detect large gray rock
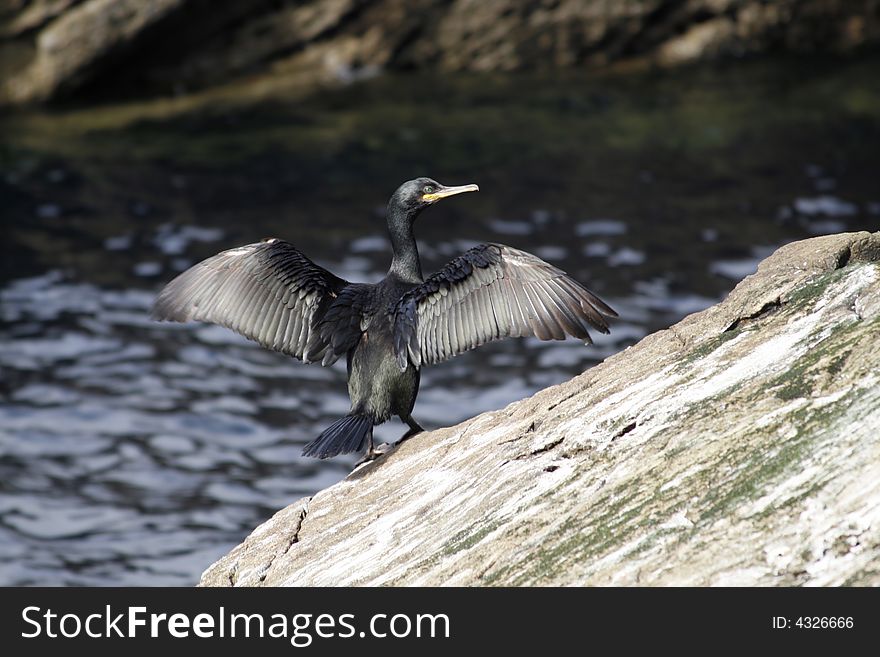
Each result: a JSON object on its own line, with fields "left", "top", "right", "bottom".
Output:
{"left": 200, "top": 231, "right": 880, "bottom": 586}
{"left": 3, "top": 0, "right": 879, "bottom": 104}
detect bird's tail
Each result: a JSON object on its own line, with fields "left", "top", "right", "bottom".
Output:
{"left": 302, "top": 414, "right": 373, "bottom": 459}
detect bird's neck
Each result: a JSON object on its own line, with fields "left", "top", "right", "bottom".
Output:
{"left": 387, "top": 208, "right": 423, "bottom": 284}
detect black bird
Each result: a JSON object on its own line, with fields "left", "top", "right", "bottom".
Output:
{"left": 152, "top": 179, "right": 617, "bottom": 460}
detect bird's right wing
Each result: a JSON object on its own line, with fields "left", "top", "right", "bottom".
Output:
{"left": 152, "top": 238, "right": 351, "bottom": 364}
{"left": 392, "top": 243, "right": 617, "bottom": 369}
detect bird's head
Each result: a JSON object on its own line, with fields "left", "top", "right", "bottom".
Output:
{"left": 388, "top": 177, "right": 479, "bottom": 220}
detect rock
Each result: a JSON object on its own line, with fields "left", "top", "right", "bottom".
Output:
{"left": 200, "top": 231, "right": 880, "bottom": 586}
{"left": 3, "top": 0, "right": 879, "bottom": 105}
{"left": 0, "top": 0, "right": 80, "bottom": 39}
{"left": 657, "top": 17, "right": 739, "bottom": 66}
{"left": 2, "top": 0, "right": 186, "bottom": 103}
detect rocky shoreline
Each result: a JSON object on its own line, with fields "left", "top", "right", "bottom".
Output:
{"left": 3, "top": 0, "right": 878, "bottom": 105}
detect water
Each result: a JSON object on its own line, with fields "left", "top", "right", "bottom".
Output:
{"left": 1, "top": 56, "right": 878, "bottom": 585}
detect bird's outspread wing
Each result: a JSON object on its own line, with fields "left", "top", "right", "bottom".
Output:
{"left": 392, "top": 243, "right": 617, "bottom": 370}
{"left": 152, "top": 238, "right": 352, "bottom": 364}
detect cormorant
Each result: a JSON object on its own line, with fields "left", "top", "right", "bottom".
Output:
{"left": 152, "top": 179, "right": 617, "bottom": 460}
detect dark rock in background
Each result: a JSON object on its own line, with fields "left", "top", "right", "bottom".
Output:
{"left": 2, "top": 0, "right": 879, "bottom": 105}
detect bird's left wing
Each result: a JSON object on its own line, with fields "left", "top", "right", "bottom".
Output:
{"left": 152, "top": 238, "right": 351, "bottom": 364}
{"left": 392, "top": 243, "right": 617, "bottom": 370}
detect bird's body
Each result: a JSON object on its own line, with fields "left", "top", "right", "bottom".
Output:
{"left": 153, "top": 179, "right": 617, "bottom": 460}
{"left": 345, "top": 274, "right": 422, "bottom": 426}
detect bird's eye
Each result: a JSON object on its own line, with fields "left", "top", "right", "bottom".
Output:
{"left": 423, "top": 185, "right": 434, "bottom": 194}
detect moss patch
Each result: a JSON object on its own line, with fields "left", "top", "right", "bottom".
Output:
{"left": 441, "top": 519, "right": 504, "bottom": 557}
{"left": 678, "top": 328, "right": 743, "bottom": 370}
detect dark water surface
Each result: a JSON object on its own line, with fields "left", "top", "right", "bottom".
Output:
{"left": 1, "top": 56, "right": 878, "bottom": 585}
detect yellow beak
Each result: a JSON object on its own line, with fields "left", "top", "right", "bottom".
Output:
{"left": 422, "top": 184, "right": 479, "bottom": 203}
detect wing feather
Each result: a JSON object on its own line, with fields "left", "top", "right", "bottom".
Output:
{"left": 393, "top": 243, "right": 616, "bottom": 368}
{"left": 152, "top": 239, "right": 352, "bottom": 363}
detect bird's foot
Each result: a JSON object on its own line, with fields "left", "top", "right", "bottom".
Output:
{"left": 353, "top": 443, "right": 392, "bottom": 467}
{"left": 353, "top": 450, "right": 379, "bottom": 468}
{"left": 394, "top": 425, "right": 424, "bottom": 447}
